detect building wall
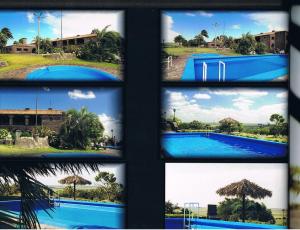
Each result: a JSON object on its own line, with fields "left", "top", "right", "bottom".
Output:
{"left": 6, "top": 45, "right": 36, "bottom": 54}
{"left": 0, "top": 114, "right": 64, "bottom": 133}
{"left": 275, "top": 31, "right": 288, "bottom": 51}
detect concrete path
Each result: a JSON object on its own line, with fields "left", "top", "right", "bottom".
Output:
{"left": 163, "top": 55, "right": 188, "bottom": 81}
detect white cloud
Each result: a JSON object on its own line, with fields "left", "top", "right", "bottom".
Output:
{"left": 210, "top": 89, "right": 268, "bottom": 97}
{"left": 276, "top": 92, "right": 288, "bottom": 98}
{"left": 165, "top": 90, "right": 286, "bottom": 124}
{"left": 43, "top": 11, "right": 123, "bottom": 38}
{"left": 162, "top": 14, "right": 180, "bottom": 43}
{"left": 199, "top": 11, "right": 213, "bottom": 18}
{"left": 193, "top": 93, "right": 211, "bottom": 100}
{"left": 248, "top": 12, "right": 288, "bottom": 32}
{"left": 232, "top": 97, "right": 254, "bottom": 110}
{"left": 186, "top": 13, "right": 196, "bottom": 17}
{"left": 27, "top": 12, "right": 34, "bottom": 23}
{"left": 231, "top": 24, "right": 241, "bottom": 30}
{"left": 98, "top": 113, "right": 122, "bottom": 141}
{"left": 68, "top": 89, "right": 96, "bottom": 100}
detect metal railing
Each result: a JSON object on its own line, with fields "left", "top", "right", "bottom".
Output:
{"left": 218, "top": 61, "right": 226, "bottom": 82}
{"left": 202, "top": 62, "right": 207, "bottom": 82}
{"left": 164, "top": 56, "right": 173, "bottom": 69}
{"left": 183, "top": 202, "right": 200, "bottom": 229}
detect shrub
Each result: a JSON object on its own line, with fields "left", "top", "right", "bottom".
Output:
{"left": 20, "top": 131, "right": 32, "bottom": 137}
{"left": 234, "top": 33, "right": 256, "bottom": 55}
{"left": 217, "top": 198, "right": 275, "bottom": 223}
{"left": 255, "top": 42, "right": 268, "bottom": 54}
{"left": 0, "top": 129, "right": 9, "bottom": 139}
{"left": 64, "top": 45, "right": 79, "bottom": 53}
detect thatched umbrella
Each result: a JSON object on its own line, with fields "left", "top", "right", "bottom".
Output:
{"left": 219, "top": 117, "right": 239, "bottom": 123}
{"left": 216, "top": 179, "right": 272, "bottom": 222}
{"left": 58, "top": 175, "right": 91, "bottom": 200}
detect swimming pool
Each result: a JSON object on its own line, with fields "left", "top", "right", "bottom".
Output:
{"left": 26, "top": 65, "right": 118, "bottom": 81}
{"left": 165, "top": 218, "right": 286, "bottom": 229}
{"left": 182, "top": 54, "right": 288, "bottom": 82}
{"left": 0, "top": 199, "right": 124, "bottom": 229}
{"left": 162, "top": 132, "right": 287, "bottom": 158}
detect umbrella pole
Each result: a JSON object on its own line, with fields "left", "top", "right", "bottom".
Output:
{"left": 73, "top": 182, "right": 76, "bottom": 200}
{"left": 242, "top": 194, "right": 245, "bottom": 222}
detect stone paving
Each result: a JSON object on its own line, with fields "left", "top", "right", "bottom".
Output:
{"left": 163, "top": 55, "right": 188, "bottom": 81}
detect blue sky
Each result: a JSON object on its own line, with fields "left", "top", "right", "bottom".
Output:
{"left": 0, "top": 87, "right": 122, "bottom": 139}
{"left": 162, "top": 11, "right": 288, "bottom": 42}
{"left": 163, "top": 88, "right": 287, "bottom": 124}
{"left": 0, "top": 10, "right": 123, "bottom": 46}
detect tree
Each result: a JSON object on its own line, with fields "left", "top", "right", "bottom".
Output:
{"left": 58, "top": 175, "right": 91, "bottom": 200}
{"left": 0, "top": 27, "right": 13, "bottom": 52}
{"left": 39, "top": 38, "right": 53, "bottom": 53}
{"left": 217, "top": 198, "right": 275, "bottom": 223}
{"left": 95, "top": 171, "right": 123, "bottom": 201}
{"left": 165, "top": 200, "right": 180, "bottom": 214}
{"left": 255, "top": 42, "right": 268, "bottom": 54}
{"left": 78, "top": 25, "right": 122, "bottom": 63}
{"left": 194, "top": 34, "right": 205, "bottom": 47}
{"left": 218, "top": 117, "right": 242, "bottom": 134}
{"left": 189, "top": 120, "right": 204, "bottom": 130}
{"left": 235, "top": 33, "right": 256, "bottom": 55}
{"left": 174, "top": 35, "right": 186, "bottom": 46}
{"left": 201, "top": 29, "right": 209, "bottom": 39}
{"left": 59, "top": 107, "right": 104, "bottom": 149}
{"left": 216, "top": 179, "right": 272, "bottom": 222}
{"left": 269, "top": 114, "right": 286, "bottom": 136}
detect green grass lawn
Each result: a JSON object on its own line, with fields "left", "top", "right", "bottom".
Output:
{"left": 0, "top": 144, "right": 109, "bottom": 156}
{"left": 0, "top": 54, "right": 119, "bottom": 73}
{"left": 164, "top": 47, "right": 240, "bottom": 57}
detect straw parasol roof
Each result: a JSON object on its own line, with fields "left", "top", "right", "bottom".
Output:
{"left": 59, "top": 175, "right": 91, "bottom": 200}
{"left": 216, "top": 179, "right": 272, "bottom": 199}
{"left": 58, "top": 175, "right": 91, "bottom": 185}
{"left": 219, "top": 117, "right": 239, "bottom": 124}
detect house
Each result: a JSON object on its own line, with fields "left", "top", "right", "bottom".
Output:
{"left": 4, "top": 33, "right": 97, "bottom": 53}
{"left": 233, "top": 30, "right": 288, "bottom": 53}
{"left": 51, "top": 33, "right": 97, "bottom": 48}
{"left": 0, "top": 108, "right": 64, "bottom": 132}
{"left": 4, "top": 44, "right": 36, "bottom": 54}
{"left": 254, "top": 30, "right": 288, "bottom": 52}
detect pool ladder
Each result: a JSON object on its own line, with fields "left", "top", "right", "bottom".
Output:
{"left": 49, "top": 192, "right": 60, "bottom": 207}
{"left": 202, "top": 61, "right": 226, "bottom": 82}
{"left": 183, "top": 202, "right": 200, "bottom": 229}
{"left": 218, "top": 61, "right": 226, "bottom": 82}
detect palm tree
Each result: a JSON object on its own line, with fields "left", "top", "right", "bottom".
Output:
{"left": 216, "top": 179, "right": 272, "bottom": 222}
{"left": 60, "top": 107, "right": 104, "bottom": 149}
{"left": 0, "top": 162, "right": 100, "bottom": 228}
{"left": 58, "top": 175, "right": 91, "bottom": 200}
{"left": 0, "top": 27, "right": 13, "bottom": 51}
{"left": 201, "top": 29, "right": 209, "bottom": 38}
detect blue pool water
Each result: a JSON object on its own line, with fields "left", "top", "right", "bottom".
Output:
{"left": 162, "top": 132, "right": 287, "bottom": 158}
{"left": 182, "top": 54, "right": 288, "bottom": 81}
{"left": 0, "top": 199, "right": 124, "bottom": 229}
{"left": 165, "top": 218, "right": 286, "bottom": 229}
{"left": 26, "top": 65, "right": 118, "bottom": 81}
